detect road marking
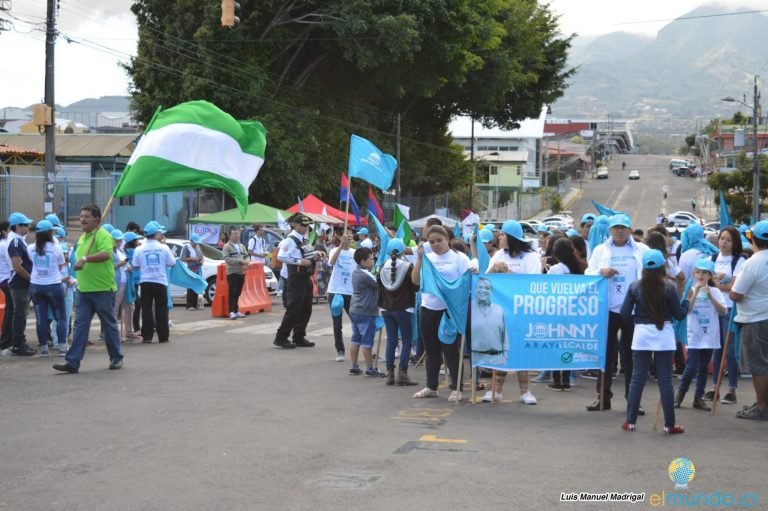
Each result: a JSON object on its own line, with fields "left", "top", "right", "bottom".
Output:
{"left": 631, "top": 186, "right": 646, "bottom": 227}
{"left": 225, "top": 321, "right": 284, "bottom": 334}
{"left": 419, "top": 434, "right": 467, "bottom": 444}
{"left": 171, "top": 319, "right": 233, "bottom": 333}
{"left": 611, "top": 185, "right": 629, "bottom": 210}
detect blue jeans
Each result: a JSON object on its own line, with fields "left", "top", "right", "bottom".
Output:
{"left": 627, "top": 350, "right": 676, "bottom": 427}
{"left": 66, "top": 291, "right": 122, "bottom": 369}
{"left": 29, "top": 283, "right": 67, "bottom": 348}
{"left": 349, "top": 312, "right": 376, "bottom": 348}
{"left": 678, "top": 348, "right": 713, "bottom": 398}
{"left": 328, "top": 293, "right": 351, "bottom": 353}
{"left": 383, "top": 310, "right": 414, "bottom": 371}
{"left": 713, "top": 312, "right": 738, "bottom": 389}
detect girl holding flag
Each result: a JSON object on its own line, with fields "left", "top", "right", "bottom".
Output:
{"left": 411, "top": 225, "right": 470, "bottom": 402}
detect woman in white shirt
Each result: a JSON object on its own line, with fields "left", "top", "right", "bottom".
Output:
{"left": 0, "top": 221, "right": 13, "bottom": 352}
{"left": 27, "top": 220, "right": 66, "bottom": 357}
{"left": 482, "top": 220, "right": 541, "bottom": 405}
{"left": 411, "top": 225, "right": 470, "bottom": 402}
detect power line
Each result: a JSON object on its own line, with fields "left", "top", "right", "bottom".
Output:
{"left": 619, "top": 9, "right": 768, "bottom": 26}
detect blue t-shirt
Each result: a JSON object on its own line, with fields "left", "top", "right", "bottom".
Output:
{"left": 7, "top": 234, "right": 32, "bottom": 289}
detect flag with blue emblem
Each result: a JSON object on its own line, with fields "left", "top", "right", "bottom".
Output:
{"left": 348, "top": 135, "right": 397, "bottom": 191}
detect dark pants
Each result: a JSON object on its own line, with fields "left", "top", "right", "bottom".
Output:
{"left": 420, "top": 307, "right": 461, "bottom": 391}
{"left": 186, "top": 289, "right": 199, "bottom": 309}
{"left": 0, "top": 283, "right": 14, "bottom": 350}
{"left": 627, "top": 350, "right": 675, "bottom": 427}
{"left": 140, "top": 282, "right": 169, "bottom": 342}
{"left": 328, "top": 292, "right": 351, "bottom": 353}
{"left": 132, "top": 286, "right": 141, "bottom": 331}
{"left": 227, "top": 273, "right": 244, "bottom": 314}
{"left": 9, "top": 286, "right": 30, "bottom": 349}
{"left": 553, "top": 370, "right": 571, "bottom": 386}
{"left": 276, "top": 274, "right": 312, "bottom": 341}
{"left": 679, "top": 348, "right": 713, "bottom": 398}
{"left": 597, "top": 311, "right": 634, "bottom": 401}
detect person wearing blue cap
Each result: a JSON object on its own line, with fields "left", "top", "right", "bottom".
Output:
{"left": 121, "top": 231, "right": 142, "bottom": 341}
{"left": 580, "top": 213, "right": 596, "bottom": 238}
{"left": 620, "top": 249, "right": 690, "bottom": 434}
{"left": 27, "top": 220, "right": 68, "bottom": 357}
{"left": 327, "top": 232, "right": 356, "bottom": 360}
{"left": 109, "top": 229, "right": 132, "bottom": 340}
{"left": 102, "top": 224, "right": 114, "bottom": 234}
{"left": 181, "top": 234, "right": 204, "bottom": 311}
{"left": 131, "top": 221, "right": 177, "bottom": 342}
{"left": 377, "top": 238, "right": 418, "bottom": 386}
{"left": 45, "top": 213, "right": 62, "bottom": 227}
{"left": 6, "top": 212, "right": 37, "bottom": 355}
{"left": 0, "top": 220, "right": 13, "bottom": 354}
{"left": 675, "top": 259, "right": 726, "bottom": 412}
{"left": 585, "top": 213, "right": 649, "bottom": 412}
{"left": 729, "top": 220, "right": 768, "bottom": 420}
{"left": 51, "top": 226, "right": 75, "bottom": 352}
{"left": 54, "top": 204, "right": 123, "bottom": 373}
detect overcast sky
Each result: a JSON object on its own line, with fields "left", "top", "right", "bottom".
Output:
{"left": 0, "top": 0, "right": 765, "bottom": 109}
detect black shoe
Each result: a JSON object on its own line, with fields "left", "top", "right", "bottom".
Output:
{"left": 703, "top": 390, "right": 715, "bottom": 401}
{"left": 158, "top": 339, "right": 169, "bottom": 343}
{"left": 292, "top": 338, "right": 315, "bottom": 348}
{"left": 273, "top": 338, "right": 296, "bottom": 349}
{"left": 586, "top": 399, "right": 611, "bottom": 411}
{"left": 581, "top": 370, "right": 600, "bottom": 380}
{"left": 11, "top": 345, "right": 37, "bottom": 356}
{"left": 692, "top": 397, "right": 711, "bottom": 411}
{"left": 638, "top": 406, "right": 646, "bottom": 416}
{"left": 53, "top": 363, "right": 78, "bottom": 374}
{"left": 109, "top": 358, "right": 123, "bottom": 370}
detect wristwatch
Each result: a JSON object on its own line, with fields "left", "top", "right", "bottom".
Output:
{"left": 80, "top": 256, "right": 87, "bottom": 264}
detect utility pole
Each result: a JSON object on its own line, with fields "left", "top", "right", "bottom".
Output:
{"left": 43, "top": 0, "right": 57, "bottom": 214}
{"left": 752, "top": 76, "right": 761, "bottom": 221}
{"left": 396, "top": 112, "right": 401, "bottom": 204}
{"left": 469, "top": 119, "right": 475, "bottom": 211}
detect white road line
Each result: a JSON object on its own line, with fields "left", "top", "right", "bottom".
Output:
{"left": 225, "top": 321, "right": 284, "bottom": 334}
{"left": 611, "top": 185, "right": 630, "bottom": 211}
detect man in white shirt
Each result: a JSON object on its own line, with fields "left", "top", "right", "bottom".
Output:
{"left": 585, "top": 214, "right": 648, "bottom": 412}
{"left": 247, "top": 225, "right": 267, "bottom": 264}
{"left": 132, "top": 221, "right": 176, "bottom": 343}
{"left": 730, "top": 221, "right": 768, "bottom": 420}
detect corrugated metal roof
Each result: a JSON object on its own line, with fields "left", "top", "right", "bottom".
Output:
{"left": 449, "top": 106, "right": 548, "bottom": 139}
{"left": 0, "top": 134, "right": 137, "bottom": 157}
{"left": 0, "top": 144, "right": 44, "bottom": 156}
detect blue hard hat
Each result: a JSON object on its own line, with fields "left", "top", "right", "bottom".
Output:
{"left": 501, "top": 220, "right": 526, "bottom": 243}
{"left": 35, "top": 220, "right": 54, "bottom": 233}
{"left": 8, "top": 212, "right": 33, "bottom": 227}
{"left": 642, "top": 249, "right": 666, "bottom": 269}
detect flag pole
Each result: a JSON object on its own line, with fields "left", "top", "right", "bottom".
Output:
{"left": 342, "top": 176, "right": 352, "bottom": 239}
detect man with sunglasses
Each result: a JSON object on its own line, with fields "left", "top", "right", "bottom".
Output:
{"left": 6, "top": 212, "right": 37, "bottom": 356}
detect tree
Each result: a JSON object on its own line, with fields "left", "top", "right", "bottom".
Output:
{"left": 124, "top": 0, "right": 573, "bottom": 208}
{"left": 708, "top": 152, "right": 768, "bottom": 221}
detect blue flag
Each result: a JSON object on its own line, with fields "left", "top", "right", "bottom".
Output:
{"left": 719, "top": 190, "right": 733, "bottom": 228}
{"left": 170, "top": 260, "right": 208, "bottom": 295}
{"left": 297, "top": 195, "right": 305, "bottom": 213}
{"left": 453, "top": 221, "right": 461, "bottom": 239}
{"left": 419, "top": 254, "right": 471, "bottom": 341}
{"left": 474, "top": 224, "right": 490, "bottom": 274}
{"left": 369, "top": 212, "right": 391, "bottom": 269}
{"left": 729, "top": 303, "right": 741, "bottom": 361}
{"left": 348, "top": 135, "right": 397, "bottom": 191}
{"left": 340, "top": 173, "right": 362, "bottom": 225}
{"left": 395, "top": 219, "right": 408, "bottom": 240}
{"left": 592, "top": 199, "right": 624, "bottom": 217}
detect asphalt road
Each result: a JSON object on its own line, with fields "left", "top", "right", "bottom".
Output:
{"left": 2, "top": 158, "right": 765, "bottom": 511}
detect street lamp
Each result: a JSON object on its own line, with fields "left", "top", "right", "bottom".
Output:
{"left": 722, "top": 75, "right": 762, "bottom": 222}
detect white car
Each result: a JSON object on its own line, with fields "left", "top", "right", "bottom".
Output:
{"left": 164, "top": 239, "right": 278, "bottom": 305}
{"left": 541, "top": 215, "right": 575, "bottom": 227}
{"left": 668, "top": 211, "right": 705, "bottom": 225}
{"left": 628, "top": 170, "right": 640, "bottom": 180}
{"left": 596, "top": 167, "right": 609, "bottom": 179}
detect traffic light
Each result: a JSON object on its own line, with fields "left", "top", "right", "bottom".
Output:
{"left": 221, "top": 0, "right": 240, "bottom": 28}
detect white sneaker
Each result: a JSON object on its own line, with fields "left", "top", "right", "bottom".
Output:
{"left": 335, "top": 352, "right": 345, "bottom": 362}
{"left": 229, "top": 312, "right": 237, "bottom": 320}
{"left": 439, "top": 365, "right": 446, "bottom": 375}
{"left": 520, "top": 391, "right": 537, "bottom": 405}
{"left": 236, "top": 312, "right": 246, "bottom": 318}
{"left": 448, "top": 390, "right": 462, "bottom": 402}
{"left": 0, "top": 348, "right": 11, "bottom": 356}
{"left": 482, "top": 391, "right": 503, "bottom": 402}
{"left": 394, "top": 346, "right": 401, "bottom": 359}
{"left": 412, "top": 387, "right": 439, "bottom": 398}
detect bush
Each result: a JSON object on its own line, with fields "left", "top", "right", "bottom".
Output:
{"left": 550, "top": 194, "right": 563, "bottom": 213}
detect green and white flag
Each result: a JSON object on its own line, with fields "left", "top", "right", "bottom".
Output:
{"left": 393, "top": 203, "right": 411, "bottom": 245}
{"left": 113, "top": 100, "right": 266, "bottom": 217}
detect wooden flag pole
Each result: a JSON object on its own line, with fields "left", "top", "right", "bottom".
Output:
{"left": 599, "top": 371, "right": 606, "bottom": 411}
{"left": 342, "top": 176, "right": 352, "bottom": 239}
{"left": 455, "top": 333, "right": 467, "bottom": 403}
{"left": 652, "top": 400, "right": 662, "bottom": 431}
{"left": 710, "top": 328, "right": 732, "bottom": 416}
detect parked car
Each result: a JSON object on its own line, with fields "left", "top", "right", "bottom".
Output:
{"left": 540, "top": 215, "right": 575, "bottom": 227}
{"left": 703, "top": 222, "right": 720, "bottom": 233}
{"left": 596, "top": 167, "right": 609, "bottom": 179}
{"left": 628, "top": 170, "right": 640, "bottom": 180}
{"left": 674, "top": 166, "right": 691, "bottom": 177}
{"left": 668, "top": 211, "right": 704, "bottom": 224}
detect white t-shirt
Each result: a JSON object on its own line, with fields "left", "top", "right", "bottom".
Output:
{"left": 678, "top": 248, "right": 708, "bottom": 281}
{"left": 487, "top": 250, "right": 541, "bottom": 275}
{"left": 731, "top": 250, "right": 768, "bottom": 323}
{"left": 686, "top": 286, "right": 725, "bottom": 349}
{"left": 26, "top": 241, "right": 64, "bottom": 286}
{"left": 421, "top": 249, "right": 470, "bottom": 310}
{"left": 546, "top": 262, "right": 570, "bottom": 275}
{"left": 713, "top": 253, "right": 746, "bottom": 309}
{"left": 113, "top": 248, "right": 128, "bottom": 285}
{"left": 0, "top": 236, "right": 11, "bottom": 282}
{"left": 632, "top": 322, "right": 676, "bottom": 351}
{"left": 248, "top": 236, "right": 267, "bottom": 263}
{"left": 132, "top": 240, "right": 176, "bottom": 285}
{"left": 327, "top": 247, "right": 356, "bottom": 295}
{"left": 608, "top": 244, "right": 638, "bottom": 312}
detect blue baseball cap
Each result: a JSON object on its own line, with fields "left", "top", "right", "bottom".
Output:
{"left": 190, "top": 233, "right": 202, "bottom": 244}
{"left": 537, "top": 224, "right": 551, "bottom": 234}
{"left": 478, "top": 229, "right": 494, "bottom": 244}
{"left": 387, "top": 238, "right": 406, "bottom": 256}
{"left": 482, "top": 224, "right": 497, "bottom": 232}
{"left": 102, "top": 223, "right": 114, "bottom": 233}
{"left": 35, "top": 220, "right": 54, "bottom": 233}
{"left": 501, "top": 220, "right": 527, "bottom": 243}
{"left": 110, "top": 229, "right": 125, "bottom": 240}
{"left": 45, "top": 213, "right": 62, "bottom": 226}
{"left": 642, "top": 249, "right": 666, "bottom": 269}
{"left": 8, "top": 212, "right": 33, "bottom": 226}
{"left": 738, "top": 224, "right": 750, "bottom": 233}
{"left": 143, "top": 221, "right": 166, "bottom": 236}
{"left": 750, "top": 220, "right": 768, "bottom": 241}
{"left": 609, "top": 214, "right": 632, "bottom": 229}
{"left": 124, "top": 231, "right": 142, "bottom": 243}
{"left": 55, "top": 226, "right": 66, "bottom": 239}
{"left": 357, "top": 228, "right": 369, "bottom": 236}
{"left": 566, "top": 229, "right": 579, "bottom": 238}
{"left": 694, "top": 259, "right": 716, "bottom": 273}
{"left": 581, "top": 213, "right": 596, "bottom": 224}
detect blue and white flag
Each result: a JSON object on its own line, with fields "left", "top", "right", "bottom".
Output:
{"left": 369, "top": 212, "right": 391, "bottom": 269}
{"left": 719, "top": 190, "right": 733, "bottom": 228}
{"left": 348, "top": 135, "right": 397, "bottom": 191}
{"left": 474, "top": 224, "right": 490, "bottom": 274}
{"left": 592, "top": 199, "right": 624, "bottom": 217}
{"left": 170, "top": 260, "right": 208, "bottom": 295}
{"left": 420, "top": 254, "right": 471, "bottom": 341}
{"left": 470, "top": 274, "right": 608, "bottom": 371}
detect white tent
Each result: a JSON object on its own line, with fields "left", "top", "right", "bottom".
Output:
{"left": 409, "top": 214, "right": 459, "bottom": 229}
